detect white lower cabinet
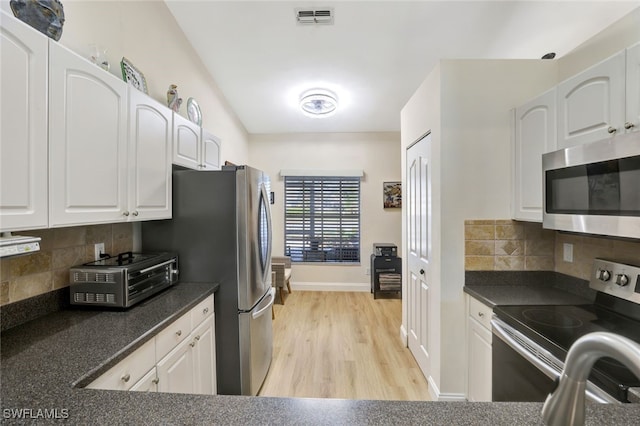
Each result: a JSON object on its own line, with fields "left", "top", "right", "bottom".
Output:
{"left": 156, "top": 316, "right": 216, "bottom": 395}
{"left": 192, "top": 317, "right": 216, "bottom": 395}
{"left": 467, "top": 295, "right": 492, "bottom": 402}
{"left": 86, "top": 338, "right": 155, "bottom": 391}
{"left": 87, "top": 295, "right": 215, "bottom": 395}
{"left": 130, "top": 367, "right": 159, "bottom": 393}
{"left": 157, "top": 336, "right": 196, "bottom": 394}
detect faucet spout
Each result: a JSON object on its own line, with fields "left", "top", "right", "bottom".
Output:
{"left": 542, "top": 332, "right": 640, "bottom": 426}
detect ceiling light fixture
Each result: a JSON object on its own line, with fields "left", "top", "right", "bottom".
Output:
{"left": 299, "top": 89, "right": 338, "bottom": 117}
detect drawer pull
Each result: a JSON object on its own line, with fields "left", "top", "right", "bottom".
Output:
{"left": 203, "top": 307, "right": 209, "bottom": 315}
{"left": 176, "top": 330, "right": 182, "bottom": 337}
{"left": 195, "top": 335, "right": 201, "bottom": 341}
{"left": 121, "top": 373, "right": 131, "bottom": 383}
{"left": 152, "top": 378, "right": 159, "bottom": 385}
{"left": 190, "top": 341, "right": 196, "bottom": 347}
{"left": 478, "top": 312, "right": 484, "bottom": 317}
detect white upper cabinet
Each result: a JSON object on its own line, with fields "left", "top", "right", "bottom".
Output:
{"left": 128, "top": 90, "right": 172, "bottom": 220}
{"left": 172, "top": 113, "right": 201, "bottom": 170}
{"left": 626, "top": 42, "right": 640, "bottom": 133}
{"left": 172, "top": 113, "right": 222, "bottom": 171}
{"left": 557, "top": 51, "right": 626, "bottom": 148}
{"left": 49, "top": 41, "right": 128, "bottom": 227}
{"left": 512, "top": 88, "right": 556, "bottom": 222}
{"left": 0, "top": 12, "right": 48, "bottom": 232}
{"left": 201, "top": 129, "right": 222, "bottom": 171}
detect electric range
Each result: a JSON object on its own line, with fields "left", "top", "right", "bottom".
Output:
{"left": 492, "top": 258, "right": 640, "bottom": 403}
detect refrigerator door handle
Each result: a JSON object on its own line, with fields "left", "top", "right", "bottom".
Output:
{"left": 252, "top": 288, "right": 275, "bottom": 320}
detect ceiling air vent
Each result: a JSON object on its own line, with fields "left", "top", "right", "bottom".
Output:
{"left": 295, "top": 8, "right": 334, "bottom": 25}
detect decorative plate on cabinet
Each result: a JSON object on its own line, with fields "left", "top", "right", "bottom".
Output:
{"left": 186, "top": 98, "right": 202, "bottom": 126}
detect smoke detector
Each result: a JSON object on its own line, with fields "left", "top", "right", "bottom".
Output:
{"left": 295, "top": 8, "right": 334, "bottom": 25}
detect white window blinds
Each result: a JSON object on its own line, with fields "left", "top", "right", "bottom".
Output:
{"left": 284, "top": 176, "right": 360, "bottom": 263}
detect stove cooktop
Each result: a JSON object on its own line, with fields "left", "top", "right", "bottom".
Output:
{"left": 494, "top": 258, "right": 640, "bottom": 401}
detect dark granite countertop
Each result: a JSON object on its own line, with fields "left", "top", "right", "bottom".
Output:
{"left": 2, "top": 278, "right": 640, "bottom": 424}
{"left": 464, "top": 270, "right": 596, "bottom": 308}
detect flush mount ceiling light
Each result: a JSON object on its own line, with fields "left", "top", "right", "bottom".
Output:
{"left": 299, "top": 89, "right": 338, "bottom": 117}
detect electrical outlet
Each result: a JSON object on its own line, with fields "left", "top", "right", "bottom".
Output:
{"left": 94, "top": 243, "right": 105, "bottom": 261}
{"left": 563, "top": 243, "right": 573, "bottom": 263}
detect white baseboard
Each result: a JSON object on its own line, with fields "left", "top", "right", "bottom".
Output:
{"left": 291, "top": 282, "right": 370, "bottom": 292}
{"left": 399, "top": 324, "right": 408, "bottom": 346}
{"left": 427, "top": 376, "right": 467, "bottom": 401}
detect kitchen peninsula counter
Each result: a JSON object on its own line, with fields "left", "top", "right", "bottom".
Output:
{"left": 2, "top": 280, "right": 640, "bottom": 424}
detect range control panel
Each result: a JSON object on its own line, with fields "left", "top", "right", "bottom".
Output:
{"left": 591, "top": 258, "right": 640, "bottom": 305}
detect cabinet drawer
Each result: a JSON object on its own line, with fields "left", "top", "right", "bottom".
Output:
{"left": 468, "top": 296, "right": 492, "bottom": 330}
{"left": 130, "top": 367, "right": 158, "bottom": 392}
{"left": 191, "top": 295, "right": 214, "bottom": 327}
{"left": 156, "top": 311, "right": 192, "bottom": 362}
{"left": 86, "top": 338, "right": 155, "bottom": 391}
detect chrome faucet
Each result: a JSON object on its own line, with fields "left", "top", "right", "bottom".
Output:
{"left": 542, "top": 332, "right": 640, "bottom": 426}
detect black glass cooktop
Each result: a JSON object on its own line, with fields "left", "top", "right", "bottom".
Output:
{"left": 494, "top": 294, "right": 640, "bottom": 400}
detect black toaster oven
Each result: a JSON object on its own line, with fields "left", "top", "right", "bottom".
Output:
{"left": 69, "top": 252, "right": 178, "bottom": 308}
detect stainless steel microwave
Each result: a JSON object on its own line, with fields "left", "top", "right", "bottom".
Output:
{"left": 542, "top": 132, "right": 640, "bottom": 239}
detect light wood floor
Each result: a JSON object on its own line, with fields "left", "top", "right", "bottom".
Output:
{"left": 258, "top": 291, "right": 431, "bottom": 401}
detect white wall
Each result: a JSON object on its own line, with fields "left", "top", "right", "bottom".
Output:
{"left": 0, "top": 0, "right": 250, "bottom": 164}
{"left": 557, "top": 6, "right": 640, "bottom": 81}
{"left": 250, "top": 132, "right": 401, "bottom": 290}
{"left": 401, "top": 59, "right": 558, "bottom": 399}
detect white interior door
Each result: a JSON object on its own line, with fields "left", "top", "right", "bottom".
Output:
{"left": 406, "top": 133, "right": 431, "bottom": 378}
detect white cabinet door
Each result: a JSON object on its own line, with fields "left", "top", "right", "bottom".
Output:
{"left": 130, "top": 367, "right": 158, "bottom": 393}
{"left": 467, "top": 316, "right": 492, "bottom": 402}
{"left": 626, "top": 42, "right": 640, "bottom": 134}
{"left": 0, "top": 12, "right": 48, "bottom": 231}
{"left": 201, "top": 129, "right": 222, "bottom": 171}
{"left": 557, "top": 51, "right": 626, "bottom": 148}
{"left": 512, "top": 88, "right": 556, "bottom": 222}
{"left": 192, "top": 316, "right": 216, "bottom": 395}
{"left": 128, "top": 90, "right": 172, "bottom": 221}
{"left": 157, "top": 337, "right": 195, "bottom": 394}
{"left": 172, "top": 113, "right": 201, "bottom": 170}
{"left": 49, "top": 41, "right": 128, "bottom": 227}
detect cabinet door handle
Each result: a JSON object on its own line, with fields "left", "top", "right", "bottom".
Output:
{"left": 121, "top": 373, "right": 131, "bottom": 383}
{"left": 190, "top": 340, "right": 196, "bottom": 347}
{"left": 625, "top": 122, "right": 635, "bottom": 130}
{"left": 123, "top": 211, "right": 130, "bottom": 217}
{"left": 607, "top": 126, "right": 617, "bottom": 134}
{"left": 152, "top": 378, "right": 159, "bottom": 385}
{"left": 478, "top": 312, "right": 485, "bottom": 317}
{"left": 203, "top": 307, "right": 209, "bottom": 315}
{"left": 131, "top": 211, "right": 139, "bottom": 217}
{"left": 195, "top": 335, "right": 201, "bottom": 341}
{"left": 175, "top": 330, "right": 182, "bottom": 337}
{"left": 419, "top": 269, "right": 425, "bottom": 275}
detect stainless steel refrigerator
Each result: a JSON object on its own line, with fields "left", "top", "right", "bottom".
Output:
{"left": 142, "top": 165, "right": 274, "bottom": 396}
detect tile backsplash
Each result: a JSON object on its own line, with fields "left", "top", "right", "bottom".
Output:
{"left": 465, "top": 220, "right": 555, "bottom": 271}
{"left": 465, "top": 219, "right": 640, "bottom": 280}
{"left": 0, "top": 223, "right": 133, "bottom": 306}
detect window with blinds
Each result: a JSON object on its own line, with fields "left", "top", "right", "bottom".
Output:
{"left": 284, "top": 176, "right": 360, "bottom": 263}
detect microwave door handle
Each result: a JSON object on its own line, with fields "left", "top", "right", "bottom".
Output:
{"left": 138, "top": 259, "right": 176, "bottom": 274}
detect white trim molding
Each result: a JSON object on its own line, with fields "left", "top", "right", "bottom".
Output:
{"left": 279, "top": 169, "right": 364, "bottom": 177}
{"left": 291, "top": 281, "right": 369, "bottom": 292}
{"left": 428, "top": 377, "right": 467, "bottom": 401}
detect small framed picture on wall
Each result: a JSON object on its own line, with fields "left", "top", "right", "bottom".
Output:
{"left": 383, "top": 182, "right": 401, "bottom": 208}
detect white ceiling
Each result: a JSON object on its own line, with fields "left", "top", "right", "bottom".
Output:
{"left": 165, "top": 1, "right": 639, "bottom": 134}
